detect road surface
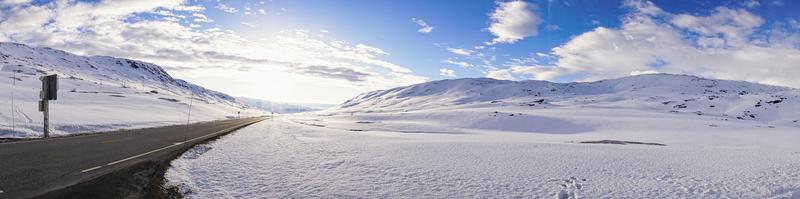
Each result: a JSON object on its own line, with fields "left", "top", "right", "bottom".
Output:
{"left": 0, "top": 117, "right": 265, "bottom": 198}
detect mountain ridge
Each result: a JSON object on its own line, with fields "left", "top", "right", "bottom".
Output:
{"left": 237, "top": 97, "right": 335, "bottom": 114}
{"left": 0, "top": 42, "right": 240, "bottom": 106}
{"left": 334, "top": 73, "right": 799, "bottom": 125}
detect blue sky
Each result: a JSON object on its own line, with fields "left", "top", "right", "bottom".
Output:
{"left": 192, "top": 0, "right": 795, "bottom": 80}
{"left": 1, "top": 0, "right": 799, "bottom": 103}
{"left": 199, "top": 0, "right": 624, "bottom": 79}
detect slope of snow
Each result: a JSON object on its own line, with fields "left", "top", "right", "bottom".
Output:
{"left": 0, "top": 42, "right": 259, "bottom": 138}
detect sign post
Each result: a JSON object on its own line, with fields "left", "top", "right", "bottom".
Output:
{"left": 39, "top": 74, "right": 58, "bottom": 138}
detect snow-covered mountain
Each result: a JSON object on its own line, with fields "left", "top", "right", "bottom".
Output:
{"left": 237, "top": 97, "right": 334, "bottom": 114}
{"left": 0, "top": 42, "right": 259, "bottom": 138}
{"left": 1, "top": 42, "right": 239, "bottom": 105}
{"left": 333, "top": 74, "right": 800, "bottom": 125}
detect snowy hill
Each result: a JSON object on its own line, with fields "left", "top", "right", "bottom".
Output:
{"left": 333, "top": 74, "right": 799, "bottom": 125}
{"left": 237, "top": 97, "right": 333, "bottom": 114}
{"left": 0, "top": 42, "right": 259, "bottom": 138}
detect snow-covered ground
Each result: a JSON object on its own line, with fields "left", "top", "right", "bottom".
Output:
{"left": 0, "top": 43, "right": 261, "bottom": 138}
{"left": 166, "top": 110, "right": 800, "bottom": 198}
{"left": 166, "top": 75, "right": 800, "bottom": 198}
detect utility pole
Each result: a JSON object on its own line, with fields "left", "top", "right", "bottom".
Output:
{"left": 185, "top": 91, "right": 194, "bottom": 142}
{"left": 39, "top": 74, "right": 58, "bottom": 138}
{"left": 11, "top": 69, "right": 16, "bottom": 134}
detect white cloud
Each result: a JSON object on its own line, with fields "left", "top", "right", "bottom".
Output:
{"left": 411, "top": 18, "right": 434, "bottom": 33}
{"left": 447, "top": 48, "right": 472, "bottom": 56}
{"left": 487, "top": 0, "right": 542, "bottom": 44}
{"left": 630, "top": 70, "right": 660, "bottom": 76}
{"left": 439, "top": 68, "right": 456, "bottom": 77}
{"left": 0, "top": 5, "right": 51, "bottom": 33}
{"left": 671, "top": 7, "right": 764, "bottom": 47}
{"left": 216, "top": 3, "right": 238, "bottom": 13}
{"left": 155, "top": 10, "right": 186, "bottom": 19}
{"left": 503, "top": 1, "right": 800, "bottom": 88}
{"left": 0, "top": 0, "right": 427, "bottom": 103}
{"left": 355, "top": 44, "right": 388, "bottom": 55}
{"left": 545, "top": 24, "right": 560, "bottom": 31}
{"left": 536, "top": 52, "right": 553, "bottom": 58}
{"left": 622, "top": 0, "right": 664, "bottom": 16}
{"left": 443, "top": 59, "right": 473, "bottom": 68}
{"left": 486, "top": 69, "right": 517, "bottom": 80}
{"left": 163, "top": 17, "right": 181, "bottom": 22}
{"left": 743, "top": 0, "right": 761, "bottom": 8}
{"left": 258, "top": 9, "right": 266, "bottom": 15}
{"left": 240, "top": 21, "right": 257, "bottom": 28}
{"left": 192, "top": 13, "right": 213, "bottom": 23}
{"left": 0, "top": 0, "right": 32, "bottom": 6}
{"left": 173, "top": 5, "right": 205, "bottom": 12}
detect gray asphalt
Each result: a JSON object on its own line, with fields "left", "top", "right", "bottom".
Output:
{"left": 0, "top": 117, "right": 265, "bottom": 198}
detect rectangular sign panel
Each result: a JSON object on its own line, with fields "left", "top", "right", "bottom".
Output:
{"left": 40, "top": 74, "right": 58, "bottom": 100}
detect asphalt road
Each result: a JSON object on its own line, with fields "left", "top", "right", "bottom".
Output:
{"left": 0, "top": 117, "right": 265, "bottom": 198}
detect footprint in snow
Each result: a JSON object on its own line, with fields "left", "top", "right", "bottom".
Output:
{"left": 550, "top": 177, "right": 585, "bottom": 199}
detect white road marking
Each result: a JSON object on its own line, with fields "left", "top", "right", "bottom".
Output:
{"left": 80, "top": 119, "right": 259, "bottom": 173}
{"left": 80, "top": 166, "right": 102, "bottom": 173}
{"left": 105, "top": 144, "right": 175, "bottom": 166}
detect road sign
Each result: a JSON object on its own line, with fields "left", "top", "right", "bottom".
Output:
{"left": 40, "top": 74, "right": 58, "bottom": 100}
{"left": 38, "top": 100, "right": 47, "bottom": 112}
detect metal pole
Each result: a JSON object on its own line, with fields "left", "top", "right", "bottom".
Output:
{"left": 43, "top": 100, "right": 49, "bottom": 138}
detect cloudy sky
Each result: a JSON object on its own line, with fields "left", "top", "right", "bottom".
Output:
{"left": 1, "top": 0, "right": 799, "bottom": 104}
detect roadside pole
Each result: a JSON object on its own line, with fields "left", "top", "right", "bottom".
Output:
{"left": 184, "top": 91, "right": 194, "bottom": 142}
{"left": 42, "top": 101, "right": 48, "bottom": 138}
{"left": 39, "top": 74, "right": 58, "bottom": 138}
{"left": 11, "top": 69, "right": 16, "bottom": 134}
